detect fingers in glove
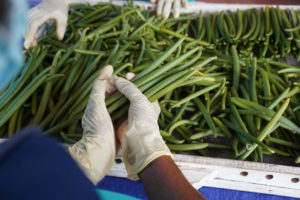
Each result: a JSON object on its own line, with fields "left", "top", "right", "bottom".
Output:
{"left": 106, "top": 71, "right": 136, "bottom": 98}
{"left": 55, "top": 16, "right": 68, "bottom": 40}
{"left": 99, "top": 65, "right": 113, "bottom": 80}
{"left": 173, "top": 0, "right": 180, "bottom": 18}
{"left": 181, "top": 0, "right": 188, "bottom": 8}
{"left": 24, "top": 12, "right": 47, "bottom": 49}
{"left": 156, "top": 0, "right": 165, "bottom": 17}
{"left": 90, "top": 79, "right": 107, "bottom": 102}
{"left": 106, "top": 77, "right": 117, "bottom": 95}
{"left": 82, "top": 68, "right": 116, "bottom": 139}
{"left": 162, "top": 0, "right": 172, "bottom": 19}
{"left": 88, "top": 65, "right": 113, "bottom": 99}
{"left": 83, "top": 78, "right": 112, "bottom": 133}
{"left": 116, "top": 73, "right": 140, "bottom": 144}
{"left": 151, "top": 101, "right": 161, "bottom": 119}
{"left": 90, "top": 65, "right": 114, "bottom": 99}
{"left": 115, "top": 77, "right": 147, "bottom": 103}
{"left": 100, "top": 65, "right": 116, "bottom": 97}
{"left": 125, "top": 72, "right": 135, "bottom": 81}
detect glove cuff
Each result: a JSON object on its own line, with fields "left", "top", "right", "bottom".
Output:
{"left": 126, "top": 151, "right": 173, "bottom": 180}
{"left": 67, "top": 134, "right": 116, "bottom": 185}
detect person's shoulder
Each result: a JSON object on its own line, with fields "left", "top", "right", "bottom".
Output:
{"left": 0, "top": 126, "right": 45, "bottom": 160}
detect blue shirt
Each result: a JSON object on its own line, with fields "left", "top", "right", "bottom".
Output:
{"left": 0, "top": 127, "right": 138, "bottom": 200}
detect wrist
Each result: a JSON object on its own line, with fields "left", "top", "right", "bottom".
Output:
{"left": 138, "top": 155, "right": 173, "bottom": 175}
{"left": 125, "top": 151, "right": 173, "bottom": 180}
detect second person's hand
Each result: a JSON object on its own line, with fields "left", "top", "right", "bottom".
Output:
{"left": 152, "top": 0, "right": 187, "bottom": 19}
{"left": 24, "top": 0, "right": 68, "bottom": 49}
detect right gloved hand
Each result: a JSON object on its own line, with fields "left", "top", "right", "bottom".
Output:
{"left": 151, "top": 0, "right": 187, "bottom": 19}
{"left": 115, "top": 77, "right": 172, "bottom": 180}
{"left": 24, "top": 0, "right": 68, "bottom": 49}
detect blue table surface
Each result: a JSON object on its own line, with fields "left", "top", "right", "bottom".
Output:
{"left": 26, "top": 0, "right": 299, "bottom": 199}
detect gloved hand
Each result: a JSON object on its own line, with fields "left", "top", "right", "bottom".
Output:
{"left": 68, "top": 65, "right": 116, "bottom": 185}
{"left": 152, "top": 0, "right": 187, "bottom": 19}
{"left": 24, "top": 0, "right": 68, "bottom": 49}
{"left": 115, "top": 77, "right": 172, "bottom": 180}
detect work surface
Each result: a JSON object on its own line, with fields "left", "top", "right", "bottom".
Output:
{"left": 97, "top": 176, "right": 300, "bottom": 200}
{"left": 27, "top": 0, "right": 299, "bottom": 199}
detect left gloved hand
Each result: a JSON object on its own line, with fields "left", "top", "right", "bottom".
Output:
{"left": 68, "top": 65, "right": 116, "bottom": 185}
{"left": 152, "top": 0, "right": 187, "bottom": 19}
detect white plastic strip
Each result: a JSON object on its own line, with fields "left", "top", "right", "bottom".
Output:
{"left": 109, "top": 154, "right": 300, "bottom": 198}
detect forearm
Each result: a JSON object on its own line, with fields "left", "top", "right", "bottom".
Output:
{"left": 138, "top": 156, "right": 206, "bottom": 200}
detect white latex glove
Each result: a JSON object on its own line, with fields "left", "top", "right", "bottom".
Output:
{"left": 24, "top": 0, "right": 69, "bottom": 49}
{"left": 68, "top": 65, "right": 116, "bottom": 185}
{"left": 115, "top": 77, "right": 172, "bottom": 180}
{"left": 152, "top": 0, "right": 187, "bottom": 19}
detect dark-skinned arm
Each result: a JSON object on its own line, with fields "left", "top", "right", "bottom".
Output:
{"left": 139, "top": 156, "right": 206, "bottom": 200}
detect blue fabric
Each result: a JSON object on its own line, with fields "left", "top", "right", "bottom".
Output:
{"left": 25, "top": 1, "right": 299, "bottom": 200}
{"left": 0, "top": 128, "right": 99, "bottom": 200}
{"left": 0, "top": 0, "right": 27, "bottom": 90}
{"left": 96, "top": 189, "right": 139, "bottom": 200}
{"left": 97, "top": 176, "right": 300, "bottom": 200}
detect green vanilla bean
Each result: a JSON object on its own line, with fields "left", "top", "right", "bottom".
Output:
{"left": 167, "top": 143, "right": 209, "bottom": 151}
{"left": 241, "top": 98, "right": 290, "bottom": 160}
